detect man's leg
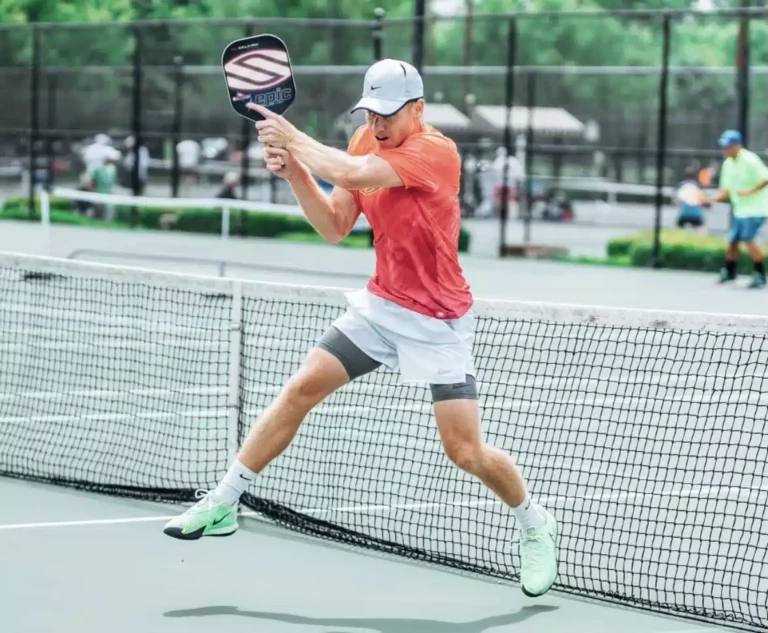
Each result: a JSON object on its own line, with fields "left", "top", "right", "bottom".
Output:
{"left": 744, "top": 240, "right": 766, "bottom": 288}
{"left": 743, "top": 217, "right": 766, "bottom": 288}
{"left": 430, "top": 378, "right": 557, "bottom": 597}
{"left": 719, "top": 239, "right": 740, "bottom": 283}
{"left": 164, "top": 327, "right": 382, "bottom": 540}
{"left": 718, "top": 217, "right": 744, "bottom": 282}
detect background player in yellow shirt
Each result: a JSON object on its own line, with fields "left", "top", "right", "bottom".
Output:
{"left": 706, "top": 130, "right": 768, "bottom": 289}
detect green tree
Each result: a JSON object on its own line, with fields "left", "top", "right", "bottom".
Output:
{"left": 1, "top": 0, "right": 762, "bottom": 151}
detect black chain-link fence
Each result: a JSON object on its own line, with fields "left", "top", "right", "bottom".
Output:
{"left": 1, "top": 7, "right": 765, "bottom": 254}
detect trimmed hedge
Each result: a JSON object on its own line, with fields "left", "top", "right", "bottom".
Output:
{"left": 1, "top": 199, "right": 471, "bottom": 252}
{"left": 0, "top": 206, "right": 127, "bottom": 228}
{"left": 606, "top": 231, "right": 649, "bottom": 258}
{"left": 114, "top": 205, "right": 166, "bottom": 230}
{"left": 458, "top": 228, "right": 470, "bottom": 253}
{"left": 2, "top": 194, "right": 76, "bottom": 213}
{"left": 606, "top": 229, "right": 767, "bottom": 274}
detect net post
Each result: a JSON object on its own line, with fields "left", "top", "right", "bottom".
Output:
{"left": 369, "top": 7, "right": 385, "bottom": 248}
{"left": 735, "top": 1, "right": 750, "bottom": 144}
{"left": 28, "top": 25, "right": 41, "bottom": 219}
{"left": 652, "top": 13, "right": 671, "bottom": 270}
{"left": 226, "top": 280, "right": 243, "bottom": 468}
{"left": 240, "top": 23, "right": 254, "bottom": 202}
{"left": 412, "top": 0, "right": 426, "bottom": 73}
{"left": 523, "top": 70, "right": 536, "bottom": 244}
{"left": 45, "top": 71, "right": 57, "bottom": 190}
{"left": 498, "top": 16, "right": 517, "bottom": 258}
{"left": 131, "top": 24, "right": 143, "bottom": 202}
{"left": 221, "top": 204, "right": 230, "bottom": 242}
{"left": 171, "top": 56, "right": 183, "bottom": 198}
{"left": 40, "top": 188, "right": 50, "bottom": 255}
{"left": 372, "top": 8, "right": 385, "bottom": 61}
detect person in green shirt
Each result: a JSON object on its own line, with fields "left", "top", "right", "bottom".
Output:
{"left": 706, "top": 130, "right": 768, "bottom": 289}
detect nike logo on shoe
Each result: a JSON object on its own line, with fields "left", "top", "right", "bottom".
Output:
{"left": 212, "top": 515, "right": 227, "bottom": 526}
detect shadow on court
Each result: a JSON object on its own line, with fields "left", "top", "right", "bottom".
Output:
{"left": 164, "top": 604, "right": 559, "bottom": 632}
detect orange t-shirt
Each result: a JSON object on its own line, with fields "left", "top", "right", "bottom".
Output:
{"left": 346, "top": 124, "right": 473, "bottom": 320}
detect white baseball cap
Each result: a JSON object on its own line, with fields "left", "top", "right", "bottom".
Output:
{"left": 351, "top": 59, "right": 424, "bottom": 117}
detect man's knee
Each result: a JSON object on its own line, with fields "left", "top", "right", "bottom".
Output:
{"left": 282, "top": 373, "right": 327, "bottom": 411}
{"left": 433, "top": 392, "right": 483, "bottom": 473}
{"left": 442, "top": 438, "right": 483, "bottom": 473}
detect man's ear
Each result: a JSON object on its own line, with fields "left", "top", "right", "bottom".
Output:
{"left": 413, "top": 99, "right": 425, "bottom": 117}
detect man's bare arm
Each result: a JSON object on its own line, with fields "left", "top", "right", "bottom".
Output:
{"left": 264, "top": 146, "right": 360, "bottom": 242}
{"left": 288, "top": 174, "right": 361, "bottom": 243}
{"left": 286, "top": 172, "right": 361, "bottom": 243}
{"left": 250, "top": 103, "right": 403, "bottom": 190}
{"left": 706, "top": 188, "right": 730, "bottom": 204}
{"left": 287, "top": 132, "right": 402, "bottom": 191}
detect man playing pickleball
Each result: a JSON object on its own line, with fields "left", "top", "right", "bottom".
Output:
{"left": 163, "top": 58, "right": 559, "bottom": 598}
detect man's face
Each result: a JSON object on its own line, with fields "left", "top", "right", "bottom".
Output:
{"left": 365, "top": 100, "right": 424, "bottom": 149}
{"left": 722, "top": 143, "right": 742, "bottom": 159}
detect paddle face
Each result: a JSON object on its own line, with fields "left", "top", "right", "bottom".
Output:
{"left": 222, "top": 34, "right": 296, "bottom": 122}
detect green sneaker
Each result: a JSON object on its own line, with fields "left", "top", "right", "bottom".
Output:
{"left": 163, "top": 490, "right": 239, "bottom": 540}
{"left": 747, "top": 272, "right": 766, "bottom": 289}
{"left": 717, "top": 267, "right": 736, "bottom": 284}
{"left": 519, "top": 508, "right": 558, "bottom": 597}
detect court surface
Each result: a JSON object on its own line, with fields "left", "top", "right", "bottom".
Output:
{"left": 0, "top": 479, "right": 744, "bottom": 633}
{"left": 0, "top": 224, "right": 763, "bottom": 633}
{"left": 1, "top": 218, "right": 766, "bottom": 316}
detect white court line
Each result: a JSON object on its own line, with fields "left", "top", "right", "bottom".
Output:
{"left": 0, "top": 511, "right": 258, "bottom": 531}
{"left": 2, "top": 482, "right": 767, "bottom": 531}
{"left": 650, "top": 630, "right": 722, "bottom": 633}
{"left": 3, "top": 393, "right": 764, "bottom": 427}
{"left": 0, "top": 394, "right": 768, "bottom": 424}
{"left": 0, "top": 407, "right": 226, "bottom": 425}
{"left": 0, "top": 378, "right": 768, "bottom": 423}
{"left": 0, "top": 385, "right": 225, "bottom": 403}
{"left": 651, "top": 626, "right": 730, "bottom": 633}
{"left": 0, "top": 335, "right": 312, "bottom": 354}
{"left": 0, "top": 340, "right": 226, "bottom": 352}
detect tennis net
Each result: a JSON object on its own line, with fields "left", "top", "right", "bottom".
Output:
{"left": 2, "top": 251, "right": 768, "bottom": 630}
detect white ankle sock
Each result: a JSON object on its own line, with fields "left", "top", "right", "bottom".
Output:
{"left": 214, "top": 459, "right": 256, "bottom": 505}
{"left": 512, "top": 493, "right": 547, "bottom": 530}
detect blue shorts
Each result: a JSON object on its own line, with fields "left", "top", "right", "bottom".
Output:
{"left": 728, "top": 216, "right": 766, "bottom": 243}
{"left": 677, "top": 203, "right": 704, "bottom": 228}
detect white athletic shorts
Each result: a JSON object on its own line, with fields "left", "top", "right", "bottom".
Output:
{"left": 331, "top": 288, "right": 476, "bottom": 385}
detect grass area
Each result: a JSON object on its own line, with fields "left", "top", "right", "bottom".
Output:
{"left": 0, "top": 208, "right": 370, "bottom": 249}
{"left": 0, "top": 208, "right": 133, "bottom": 230}
{"left": 552, "top": 227, "right": 767, "bottom": 274}
{"left": 549, "top": 253, "right": 632, "bottom": 267}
